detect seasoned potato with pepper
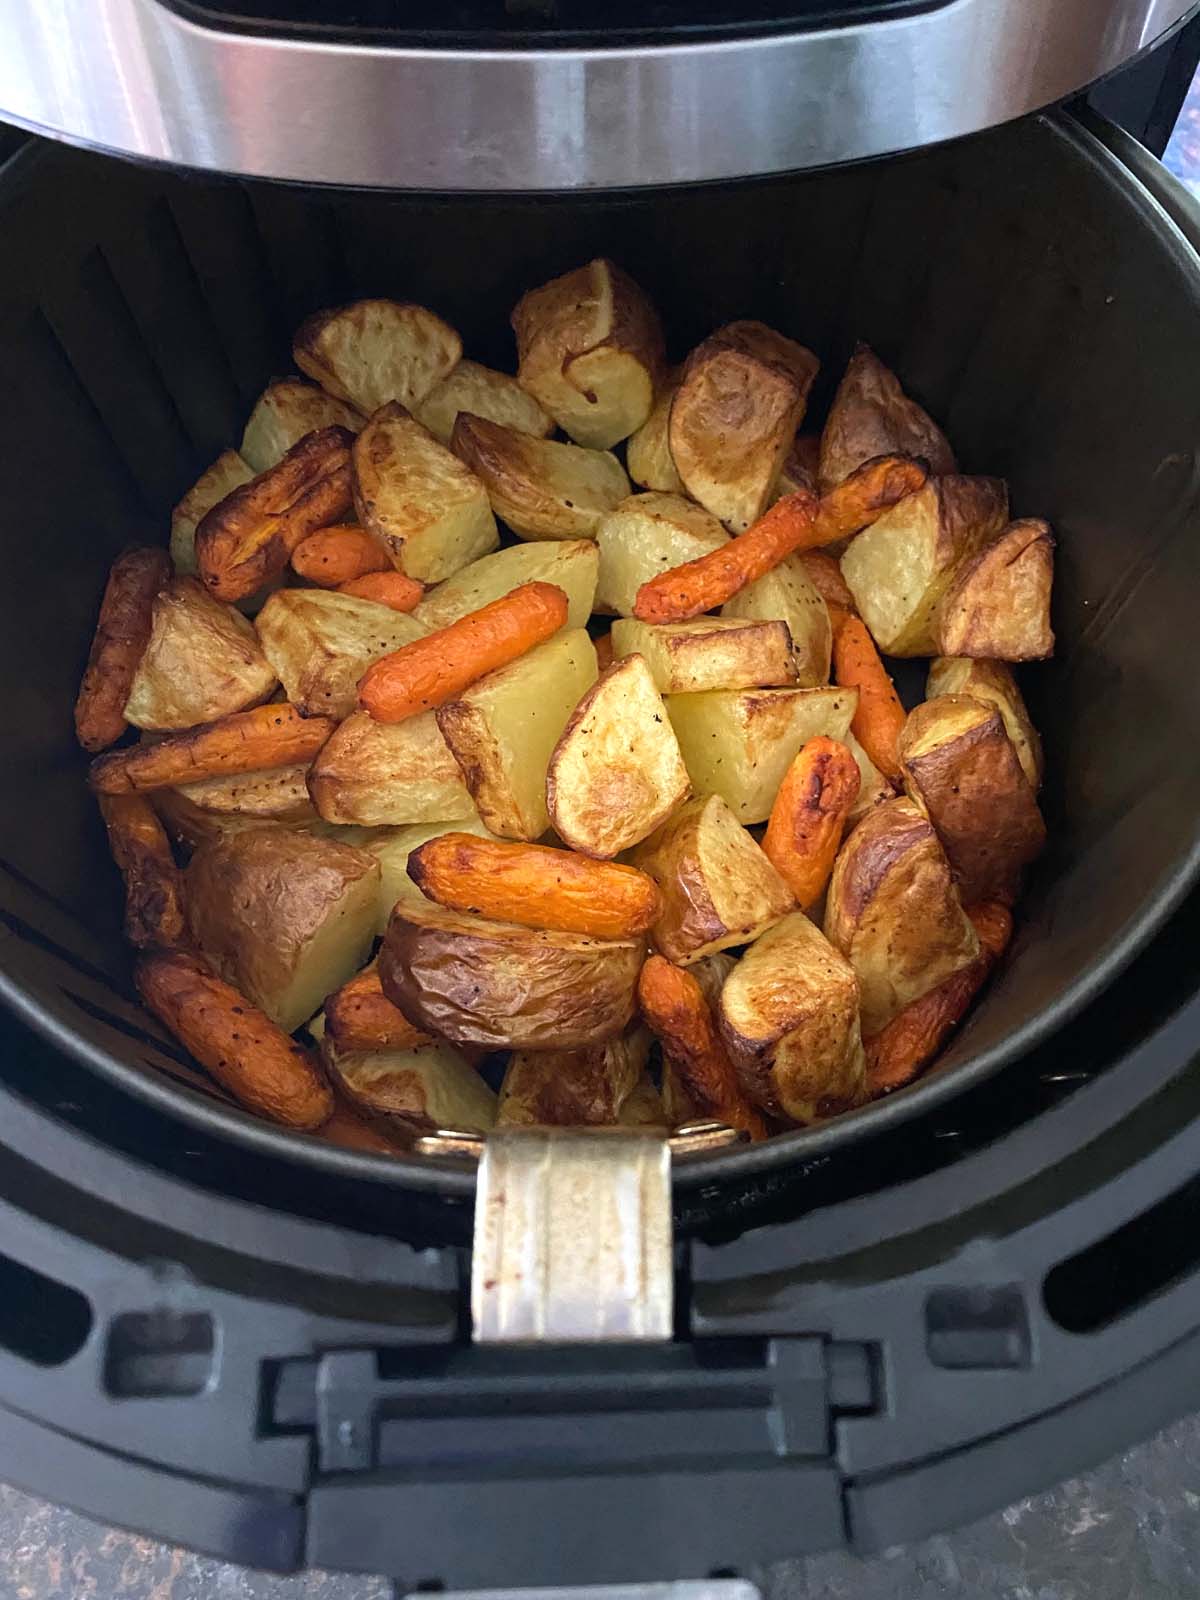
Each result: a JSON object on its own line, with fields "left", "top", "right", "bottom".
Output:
{"left": 414, "top": 539, "right": 597, "bottom": 634}
{"left": 926, "top": 657, "right": 1043, "bottom": 788}
{"left": 414, "top": 359, "right": 553, "bottom": 446}
{"left": 240, "top": 378, "right": 364, "bottom": 473}
{"left": 174, "top": 764, "right": 318, "bottom": 828}
{"left": 321, "top": 1035, "right": 497, "bottom": 1133}
{"left": 934, "top": 519, "right": 1055, "bottom": 661}
{"left": 610, "top": 617, "right": 798, "bottom": 694}
{"left": 626, "top": 369, "right": 685, "bottom": 494}
{"left": 294, "top": 299, "right": 461, "bottom": 415}
{"left": 452, "top": 414, "right": 630, "bottom": 541}
{"left": 255, "top": 588, "right": 425, "bottom": 720}
{"left": 595, "top": 492, "right": 728, "bottom": 616}
{"left": 720, "top": 552, "right": 833, "bottom": 687}
{"left": 497, "top": 1030, "right": 651, "bottom": 1126}
{"left": 307, "top": 708, "right": 477, "bottom": 827}
{"left": 819, "top": 345, "right": 955, "bottom": 493}
{"left": 124, "top": 578, "right": 277, "bottom": 731}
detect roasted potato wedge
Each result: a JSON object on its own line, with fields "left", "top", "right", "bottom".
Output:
{"left": 366, "top": 816, "right": 498, "bottom": 933}
{"left": 352, "top": 402, "right": 498, "bottom": 584}
{"left": 452, "top": 414, "right": 630, "bottom": 541}
{"left": 414, "top": 359, "right": 553, "bottom": 446}
{"left": 719, "top": 912, "right": 865, "bottom": 1122}
{"left": 380, "top": 901, "right": 643, "bottom": 1050}
{"left": 240, "top": 378, "right": 364, "bottom": 474}
{"left": 610, "top": 617, "right": 798, "bottom": 694}
{"left": 321, "top": 1035, "right": 496, "bottom": 1133}
{"left": 840, "top": 475, "right": 1009, "bottom": 656}
{"left": 255, "top": 588, "right": 426, "bottom": 719}
{"left": 666, "top": 685, "right": 857, "bottom": 825}
{"left": 413, "top": 539, "right": 598, "bottom": 634}
{"left": 927, "top": 657, "right": 1042, "bottom": 789}
{"left": 307, "top": 708, "right": 477, "bottom": 827}
{"left": 824, "top": 796, "right": 979, "bottom": 1034}
{"left": 187, "top": 824, "right": 380, "bottom": 1034}
{"left": 626, "top": 369, "right": 685, "bottom": 494}
{"left": 819, "top": 345, "right": 955, "bottom": 493}
{"left": 497, "top": 1030, "right": 650, "bottom": 1126}
{"left": 844, "top": 730, "right": 895, "bottom": 824}
{"left": 774, "top": 434, "right": 821, "bottom": 499}
{"left": 632, "top": 793, "right": 794, "bottom": 965}
{"left": 934, "top": 518, "right": 1055, "bottom": 661}
{"left": 436, "top": 628, "right": 598, "bottom": 839}
{"left": 124, "top": 577, "right": 277, "bottom": 731}
{"left": 294, "top": 299, "right": 461, "bottom": 416}
{"left": 512, "top": 259, "right": 665, "bottom": 449}
{"left": 594, "top": 492, "right": 728, "bottom": 616}
{"left": 720, "top": 552, "right": 833, "bottom": 687}
{"left": 669, "top": 321, "right": 819, "bottom": 532}
{"left": 899, "top": 694, "right": 1046, "bottom": 904}
{"left": 174, "top": 763, "right": 317, "bottom": 827}
{"left": 170, "top": 451, "right": 255, "bottom": 578}
{"left": 546, "top": 654, "right": 691, "bottom": 857}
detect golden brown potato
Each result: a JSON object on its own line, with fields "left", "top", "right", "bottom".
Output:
{"left": 626, "top": 369, "right": 685, "bottom": 494}
{"left": 594, "top": 492, "right": 729, "bottom": 616}
{"left": 379, "top": 901, "right": 644, "bottom": 1050}
{"left": 773, "top": 434, "right": 821, "bottom": 499}
{"left": 610, "top": 617, "right": 798, "bottom": 694}
{"left": 632, "top": 793, "right": 794, "bottom": 965}
{"left": 413, "top": 539, "right": 598, "bottom": 634}
{"left": 512, "top": 259, "right": 665, "bottom": 449}
{"left": 186, "top": 824, "right": 380, "bottom": 1034}
{"left": 719, "top": 912, "right": 865, "bottom": 1122}
{"left": 666, "top": 685, "right": 857, "bottom": 825}
{"left": 451, "top": 414, "right": 630, "bottom": 541}
{"left": 123, "top": 577, "right": 277, "bottom": 731}
{"left": 497, "top": 1030, "right": 650, "bottom": 1126}
{"left": 824, "top": 796, "right": 979, "bottom": 1034}
{"left": 934, "top": 519, "right": 1055, "bottom": 661}
{"left": 546, "top": 654, "right": 691, "bottom": 857}
{"left": 437, "top": 628, "right": 598, "bottom": 840}
{"left": 689, "top": 951, "right": 738, "bottom": 1012}
{"left": 840, "top": 475, "right": 1009, "bottom": 656}
{"left": 819, "top": 345, "right": 956, "bottom": 493}
{"left": 254, "top": 588, "right": 426, "bottom": 719}
{"left": 926, "top": 657, "right": 1043, "bottom": 789}
{"left": 414, "top": 359, "right": 553, "bottom": 446}
{"left": 240, "top": 378, "right": 364, "bottom": 474}
{"left": 175, "top": 764, "right": 317, "bottom": 827}
{"left": 321, "top": 1035, "right": 497, "bottom": 1133}
{"left": 669, "top": 322, "right": 820, "bottom": 532}
{"left": 617, "top": 1073, "right": 669, "bottom": 1127}
{"left": 365, "top": 816, "right": 498, "bottom": 934}
{"left": 294, "top": 299, "right": 461, "bottom": 416}
{"left": 352, "top": 402, "right": 498, "bottom": 584}
{"left": 170, "top": 451, "right": 255, "bottom": 578}
{"left": 720, "top": 552, "right": 833, "bottom": 687}
{"left": 307, "top": 708, "right": 477, "bottom": 827}
{"left": 899, "top": 694, "right": 1046, "bottom": 905}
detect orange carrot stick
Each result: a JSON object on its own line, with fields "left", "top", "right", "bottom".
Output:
{"left": 358, "top": 581, "right": 568, "bottom": 723}
{"left": 324, "top": 966, "right": 433, "bottom": 1054}
{"left": 98, "top": 791, "right": 188, "bottom": 949}
{"left": 762, "top": 737, "right": 861, "bottom": 909}
{"left": 90, "top": 703, "right": 336, "bottom": 794}
{"left": 833, "top": 615, "right": 906, "bottom": 781}
{"left": 74, "top": 546, "right": 171, "bottom": 752}
{"left": 291, "top": 525, "right": 389, "bottom": 587}
{"left": 337, "top": 570, "right": 425, "bottom": 611}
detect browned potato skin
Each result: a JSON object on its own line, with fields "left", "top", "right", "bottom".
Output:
{"left": 899, "top": 694, "right": 1046, "bottom": 905}
{"left": 935, "top": 518, "right": 1055, "bottom": 661}
{"left": 824, "top": 796, "right": 980, "bottom": 1034}
{"left": 497, "top": 1032, "right": 648, "bottom": 1126}
{"left": 380, "top": 901, "right": 644, "bottom": 1050}
{"left": 926, "top": 656, "right": 1043, "bottom": 789}
{"left": 819, "top": 344, "right": 956, "bottom": 493}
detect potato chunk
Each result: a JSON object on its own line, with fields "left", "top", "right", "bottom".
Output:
{"left": 719, "top": 913, "right": 865, "bottom": 1122}
{"left": 611, "top": 616, "right": 798, "bottom": 694}
{"left": 175, "top": 764, "right": 317, "bottom": 827}
{"left": 240, "top": 378, "right": 364, "bottom": 473}
{"left": 666, "top": 685, "right": 856, "bottom": 825}
{"left": 414, "top": 359, "right": 553, "bottom": 445}
{"left": 170, "top": 451, "right": 256, "bottom": 578}
{"left": 436, "top": 628, "right": 598, "bottom": 839}
{"left": 186, "top": 824, "right": 380, "bottom": 1034}
{"left": 294, "top": 299, "right": 461, "bottom": 415}
{"left": 413, "top": 539, "right": 597, "bottom": 634}
{"left": 366, "top": 816, "right": 498, "bottom": 933}
{"left": 632, "top": 794, "right": 794, "bottom": 965}
{"left": 927, "top": 657, "right": 1042, "bottom": 789}
{"left": 255, "top": 588, "right": 425, "bottom": 719}
{"left": 546, "top": 654, "right": 691, "bottom": 857}
{"left": 626, "top": 370, "right": 685, "bottom": 494}
{"left": 669, "top": 321, "right": 819, "bottom": 531}
{"left": 124, "top": 577, "right": 277, "bottom": 731}
{"left": 452, "top": 414, "right": 630, "bottom": 541}
{"left": 512, "top": 259, "right": 664, "bottom": 448}
{"left": 595, "top": 492, "right": 728, "bottom": 616}
{"left": 720, "top": 553, "right": 833, "bottom": 686}
{"left": 498, "top": 1031, "right": 650, "bottom": 1126}
{"left": 819, "top": 345, "right": 955, "bottom": 493}
{"left": 934, "top": 519, "right": 1055, "bottom": 661}
{"left": 844, "top": 731, "right": 895, "bottom": 824}
{"left": 307, "top": 708, "right": 476, "bottom": 827}
{"left": 321, "top": 1036, "right": 497, "bottom": 1133}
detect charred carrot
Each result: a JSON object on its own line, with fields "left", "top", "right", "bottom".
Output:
{"left": 98, "top": 792, "right": 187, "bottom": 949}
{"left": 337, "top": 570, "right": 425, "bottom": 611}
{"left": 89, "top": 703, "right": 335, "bottom": 795}
{"left": 834, "top": 615, "right": 906, "bottom": 781}
{"left": 325, "top": 966, "right": 433, "bottom": 1054}
{"left": 762, "top": 737, "right": 860, "bottom": 909}
{"left": 74, "top": 546, "right": 171, "bottom": 752}
{"left": 811, "top": 454, "right": 926, "bottom": 545}
{"left": 291, "top": 525, "right": 389, "bottom": 587}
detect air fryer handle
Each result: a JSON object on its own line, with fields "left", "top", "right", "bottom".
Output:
{"left": 1075, "top": 107, "right": 1200, "bottom": 255}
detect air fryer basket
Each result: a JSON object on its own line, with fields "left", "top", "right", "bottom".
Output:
{"left": 2, "top": 109, "right": 1200, "bottom": 1198}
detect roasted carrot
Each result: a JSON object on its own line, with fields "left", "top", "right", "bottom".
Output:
{"left": 407, "top": 833, "right": 662, "bottom": 940}
{"left": 74, "top": 546, "right": 171, "bottom": 752}
{"left": 762, "top": 737, "right": 861, "bottom": 909}
{"left": 593, "top": 630, "right": 615, "bottom": 671}
{"left": 833, "top": 615, "right": 906, "bottom": 781}
{"left": 865, "top": 901, "right": 1013, "bottom": 1094}
{"left": 90, "top": 703, "right": 335, "bottom": 795}
{"left": 98, "top": 792, "right": 188, "bottom": 949}
{"left": 135, "top": 949, "right": 334, "bottom": 1128}
{"left": 638, "top": 955, "right": 768, "bottom": 1140}
{"left": 811, "top": 454, "right": 926, "bottom": 545}
{"left": 315, "top": 1097, "right": 406, "bottom": 1155}
{"left": 291, "top": 525, "right": 389, "bottom": 587}
{"left": 337, "top": 570, "right": 425, "bottom": 611}
{"left": 359, "top": 581, "right": 568, "bottom": 723}
{"left": 325, "top": 966, "right": 433, "bottom": 1054}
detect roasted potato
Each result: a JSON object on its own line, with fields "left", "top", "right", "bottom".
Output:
{"left": 610, "top": 617, "right": 798, "bottom": 694}
{"left": 254, "top": 588, "right": 426, "bottom": 719}
{"left": 451, "top": 414, "right": 630, "bottom": 541}
{"left": 352, "top": 402, "right": 498, "bottom": 584}
{"left": 123, "top": 577, "right": 277, "bottom": 731}
{"left": 413, "top": 539, "right": 598, "bottom": 634}
{"left": 294, "top": 299, "right": 461, "bottom": 416}
{"left": 366, "top": 816, "right": 498, "bottom": 933}
{"left": 436, "top": 628, "right": 598, "bottom": 839}
{"left": 774, "top": 434, "right": 821, "bottom": 499}
{"left": 819, "top": 345, "right": 956, "bottom": 493}
{"left": 666, "top": 685, "right": 857, "bottom": 825}
{"left": 632, "top": 793, "right": 794, "bottom": 965}
{"left": 899, "top": 694, "right": 1046, "bottom": 905}
{"left": 174, "top": 764, "right": 318, "bottom": 828}
{"left": 824, "top": 796, "right": 979, "bottom": 1034}
{"left": 669, "top": 321, "right": 819, "bottom": 532}
{"left": 497, "top": 1030, "right": 650, "bottom": 1126}
{"left": 170, "top": 451, "right": 255, "bottom": 577}
{"left": 626, "top": 369, "right": 685, "bottom": 494}
{"left": 379, "top": 901, "right": 643, "bottom": 1050}
{"left": 321, "top": 1035, "right": 497, "bottom": 1133}
{"left": 934, "top": 519, "right": 1055, "bottom": 661}
{"left": 926, "top": 657, "right": 1043, "bottom": 789}
{"left": 618, "top": 1073, "right": 669, "bottom": 1127}
{"left": 840, "top": 475, "right": 1009, "bottom": 656}
{"left": 594, "top": 492, "right": 728, "bottom": 616}
{"left": 844, "top": 730, "right": 895, "bottom": 824}
{"left": 720, "top": 552, "right": 833, "bottom": 687}
{"left": 546, "top": 654, "right": 691, "bottom": 857}
{"left": 719, "top": 912, "right": 866, "bottom": 1122}
{"left": 414, "top": 359, "right": 553, "bottom": 446}
{"left": 307, "top": 708, "right": 477, "bottom": 827}
{"left": 186, "top": 824, "right": 380, "bottom": 1034}
{"left": 240, "top": 378, "right": 364, "bottom": 474}
{"left": 511, "top": 259, "right": 665, "bottom": 448}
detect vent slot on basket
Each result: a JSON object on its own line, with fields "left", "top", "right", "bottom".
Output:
{"left": 0, "top": 1255, "right": 92, "bottom": 1367}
